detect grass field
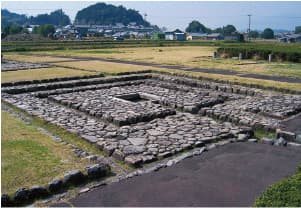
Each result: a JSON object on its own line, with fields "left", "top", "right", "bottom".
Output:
{"left": 29, "top": 46, "right": 301, "bottom": 79}
{"left": 53, "top": 60, "right": 153, "bottom": 74}
{"left": 3, "top": 50, "right": 301, "bottom": 92}
{"left": 153, "top": 68, "right": 301, "bottom": 92}
{"left": 4, "top": 53, "right": 76, "bottom": 63}
{"left": 1, "top": 110, "right": 90, "bottom": 194}
{"left": 1, "top": 67, "right": 98, "bottom": 83}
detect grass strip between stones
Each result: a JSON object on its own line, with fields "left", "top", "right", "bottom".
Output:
{"left": 1, "top": 101, "right": 132, "bottom": 171}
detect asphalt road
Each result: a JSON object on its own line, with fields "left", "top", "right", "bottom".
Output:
{"left": 53, "top": 143, "right": 301, "bottom": 207}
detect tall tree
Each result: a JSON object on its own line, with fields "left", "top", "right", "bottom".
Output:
{"left": 261, "top": 28, "right": 274, "bottom": 39}
{"left": 30, "top": 9, "right": 70, "bottom": 26}
{"left": 185, "top": 20, "right": 211, "bottom": 33}
{"left": 223, "top": 25, "right": 236, "bottom": 35}
{"left": 295, "top": 26, "right": 301, "bottom": 34}
{"left": 33, "top": 24, "right": 55, "bottom": 37}
{"left": 249, "top": 30, "right": 259, "bottom": 39}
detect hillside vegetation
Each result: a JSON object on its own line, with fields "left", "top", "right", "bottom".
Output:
{"left": 74, "top": 2, "right": 150, "bottom": 26}
{"left": 1, "top": 9, "right": 70, "bottom": 28}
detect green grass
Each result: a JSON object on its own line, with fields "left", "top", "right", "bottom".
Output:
{"left": 254, "top": 128, "right": 276, "bottom": 139}
{"left": 1, "top": 110, "right": 90, "bottom": 194}
{"left": 254, "top": 166, "right": 301, "bottom": 207}
{"left": 2, "top": 102, "right": 132, "bottom": 172}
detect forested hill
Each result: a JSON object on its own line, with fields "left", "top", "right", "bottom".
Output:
{"left": 1, "top": 9, "right": 71, "bottom": 28}
{"left": 74, "top": 3, "right": 150, "bottom": 26}
{"left": 1, "top": 9, "right": 27, "bottom": 29}
{"left": 29, "top": 9, "right": 71, "bottom": 26}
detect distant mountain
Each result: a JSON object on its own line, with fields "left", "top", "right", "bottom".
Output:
{"left": 29, "top": 9, "right": 71, "bottom": 26}
{"left": 1, "top": 9, "right": 27, "bottom": 29}
{"left": 273, "top": 29, "right": 293, "bottom": 33}
{"left": 1, "top": 9, "right": 71, "bottom": 29}
{"left": 74, "top": 3, "right": 150, "bottom": 26}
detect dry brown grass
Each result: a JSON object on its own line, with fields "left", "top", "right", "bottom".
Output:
{"left": 32, "top": 46, "right": 301, "bottom": 79}
{"left": 4, "top": 53, "right": 75, "bottom": 63}
{"left": 53, "top": 60, "right": 153, "bottom": 74}
{"left": 1, "top": 67, "right": 97, "bottom": 83}
{"left": 152, "top": 68, "right": 301, "bottom": 92}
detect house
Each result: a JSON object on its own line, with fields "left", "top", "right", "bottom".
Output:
{"left": 279, "top": 34, "right": 301, "bottom": 43}
{"left": 164, "top": 29, "right": 186, "bottom": 41}
{"left": 188, "top": 33, "right": 223, "bottom": 40}
{"left": 186, "top": 33, "right": 205, "bottom": 40}
{"left": 174, "top": 32, "right": 186, "bottom": 41}
{"left": 206, "top": 33, "right": 224, "bottom": 40}
{"left": 224, "top": 32, "right": 244, "bottom": 42}
{"left": 165, "top": 32, "right": 174, "bottom": 40}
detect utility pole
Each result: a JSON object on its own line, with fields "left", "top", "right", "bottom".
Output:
{"left": 144, "top": 13, "right": 147, "bottom": 21}
{"left": 248, "top": 14, "right": 252, "bottom": 41}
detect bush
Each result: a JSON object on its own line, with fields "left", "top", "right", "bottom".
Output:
{"left": 33, "top": 24, "right": 55, "bottom": 37}
{"left": 254, "top": 167, "right": 301, "bottom": 207}
{"left": 217, "top": 44, "right": 301, "bottom": 62}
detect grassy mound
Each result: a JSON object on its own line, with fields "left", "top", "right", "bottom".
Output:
{"left": 254, "top": 166, "right": 301, "bottom": 207}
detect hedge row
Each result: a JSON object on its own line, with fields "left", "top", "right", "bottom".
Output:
{"left": 217, "top": 45, "right": 301, "bottom": 63}
{"left": 1, "top": 40, "right": 221, "bottom": 52}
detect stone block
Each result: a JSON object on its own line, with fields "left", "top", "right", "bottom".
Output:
{"left": 47, "top": 179, "right": 63, "bottom": 193}
{"left": 86, "top": 164, "right": 109, "bottom": 179}
{"left": 63, "top": 170, "right": 85, "bottom": 186}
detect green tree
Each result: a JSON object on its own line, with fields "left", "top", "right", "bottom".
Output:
{"left": 261, "top": 28, "right": 274, "bottom": 39}
{"left": 1, "top": 9, "right": 28, "bottom": 29}
{"left": 223, "top": 25, "right": 236, "bottom": 36}
{"left": 186, "top": 20, "right": 204, "bottom": 33}
{"left": 74, "top": 3, "right": 150, "bottom": 26}
{"left": 237, "top": 33, "right": 245, "bottom": 42}
{"left": 213, "top": 27, "right": 223, "bottom": 34}
{"left": 295, "top": 26, "right": 301, "bottom": 34}
{"left": 249, "top": 30, "right": 259, "bottom": 39}
{"left": 30, "top": 9, "right": 70, "bottom": 26}
{"left": 3, "top": 25, "right": 24, "bottom": 35}
{"left": 33, "top": 24, "right": 55, "bottom": 37}
{"left": 185, "top": 20, "right": 211, "bottom": 33}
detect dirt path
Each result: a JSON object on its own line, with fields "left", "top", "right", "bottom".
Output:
{"left": 51, "top": 143, "right": 301, "bottom": 207}
{"left": 39, "top": 54, "right": 301, "bottom": 84}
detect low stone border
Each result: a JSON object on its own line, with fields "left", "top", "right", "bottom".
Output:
{"left": 1, "top": 74, "right": 105, "bottom": 88}
{"left": 276, "top": 129, "right": 297, "bottom": 142}
{"left": 1, "top": 70, "right": 152, "bottom": 88}
{"left": 152, "top": 71, "right": 301, "bottom": 95}
{"left": 1, "top": 164, "right": 111, "bottom": 207}
{"left": 2, "top": 74, "right": 151, "bottom": 94}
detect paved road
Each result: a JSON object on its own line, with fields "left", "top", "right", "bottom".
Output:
{"left": 53, "top": 143, "right": 301, "bottom": 207}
